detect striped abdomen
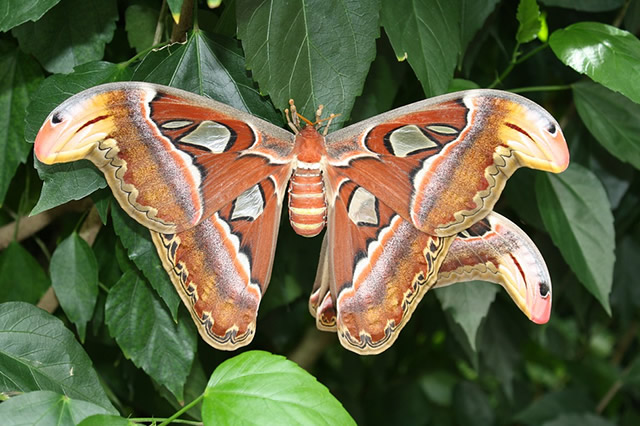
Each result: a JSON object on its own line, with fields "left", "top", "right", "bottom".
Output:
{"left": 288, "top": 167, "right": 326, "bottom": 237}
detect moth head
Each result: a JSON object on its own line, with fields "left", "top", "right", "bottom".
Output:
{"left": 497, "top": 97, "right": 569, "bottom": 174}
{"left": 35, "top": 91, "right": 116, "bottom": 165}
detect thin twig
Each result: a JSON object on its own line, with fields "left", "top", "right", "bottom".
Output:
{"left": 153, "top": 0, "right": 168, "bottom": 45}
{"left": 288, "top": 327, "right": 335, "bottom": 371}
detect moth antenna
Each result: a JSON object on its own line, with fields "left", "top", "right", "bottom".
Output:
{"left": 285, "top": 108, "right": 299, "bottom": 134}
{"left": 315, "top": 105, "right": 324, "bottom": 125}
{"left": 289, "top": 99, "right": 300, "bottom": 129}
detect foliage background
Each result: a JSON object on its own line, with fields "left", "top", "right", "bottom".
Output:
{"left": 1, "top": 0, "right": 639, "bottom": 424}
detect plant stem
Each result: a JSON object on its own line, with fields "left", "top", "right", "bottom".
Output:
{"left": 509, "top": 84, "right": 572, "bottom": 94}
{"left": 489, "top": 42, "right": 520, "bottom": 89}
{"left": 515, "top": 42, "right": 549, "bottom": 64}
{"left": 132, "top": 418, "right": 203, "bottom": 425}
{"left": 153, "top": 0, "right": 168, "bottom": 45}
{"left": 170, "top": 0, "right": 195, "bottom": 43}
{"left": 157, "top": 393, "right": 205, "bottom": 426}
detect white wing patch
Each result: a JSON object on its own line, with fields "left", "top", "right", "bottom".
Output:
{"left": 388, "top": 125, "right": 439, "bottom": 157}
{"left": 348, "top": 187, "right": 378, "bottom": 226}
{"left": 181, "top": 121, "right": 232, "bottom": 153}
{"left": 161, "top": 120, "right": 194, "bottom": 129}
{"left": 231, "top": 185, "right": 265, "bottom": 221}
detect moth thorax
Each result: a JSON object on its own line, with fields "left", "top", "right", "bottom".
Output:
{"left": 288, "top": 166, "right": 326, "bottom": 237}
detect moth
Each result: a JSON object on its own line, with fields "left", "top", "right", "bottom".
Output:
{"left": 34, "top": 83, "right": 569, "bottom": 354}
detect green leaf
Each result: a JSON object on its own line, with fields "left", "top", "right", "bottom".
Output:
{"left": 132, "top": 29, "right": 280, "bottom": 123}
{"left": 550, "top": 22, "right": 640, "bottom": 104}
{"left": 435, "top": 281, "right": 499, "bottom": 351}
{"left": 0, "top": 0, "right": 61, "bottom": 31}
{"left": 448, "top": 78, "right": 481, "bottom": 92}
{"left": 125, "top": 3, "right": 159, "bottom": 53}
{"left": 381, "top": 0, "right": 460, "bottom": 97}
{"left": 419, "top": 371, "right": 458, "bottom": 406}
{"left": 573, "top": 82, "right": 640, "bottom": 170}
{"left": 111, "top": 205, "right": 180, "bottom": 320}
{"left": 539, "top": 0, "right": 624, "bottom": 11}
{"left": 167, "top": 0, "right": 183, "bottom": 24}
{"left": 26, "top": 61, "right": 131, "bottom": 215}
{"left": 0, "top": 241, "right": 50, "bottom": 303}
{"left": 11, "top": 0, "right": 118, "bottom": 74}
{"left": 517, "top": 0, "right": 542, "bottom": 44}
{"left": 453, "top": 382, "right": 494, "bottom": 426}
{"left": 104, "top": 269, "right": 196, "bottom": 401}
{"left": 237, "top": 0, "right": 379, "bottom": 126}
{"left": 610, "top": 235, "right": 640, "bottom": 324}
{"left": 536, "top": 163, "right": 615, "bottom": 314}
{"left": 203, "top": 351, "right": 355, "bottom": 425}
{"left": 460, "top": 0, "right": 500, "bottom": 53}
{"left": 513, "top": 388, "right": 593, "bottom": 425}
{"left": 0, "top": 41, "right": 43, "bottom": 206}
{"left": 78, "top": 415, "right": 134, "bottom": 426}
{"left": 0, "top": 302, "right": 116, "bottom": 413}
{"left": 541, "top": 413, "right": 616, "bottom": 426}
{"left": 50, "top": 232, "right": 99, "bottom": 341}
{"left": 0, "top": 391, "right": 111, "bottom": 426}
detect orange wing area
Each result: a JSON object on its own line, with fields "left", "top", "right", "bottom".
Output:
{"left": 34, "top": 82, "right": 294, "bottom": 233}
{"left": 151, "top": 172, "right": 287, "bottom": 350}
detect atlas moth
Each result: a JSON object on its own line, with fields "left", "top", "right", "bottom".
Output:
{"left": 34, "top": 83, "right": 569, "bottom": 354}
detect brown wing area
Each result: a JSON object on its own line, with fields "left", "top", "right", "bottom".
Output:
{"left": 151, "top": 170, "right": 288, "bottom": 350}
{"left": 34, "top": 82, "right": 294, "bottom": 234}
{"left": 326, "top": 90, "right": 568, "bottom": 238}
{"left": 324, "top": 178, "right": 453, "bottom": 354}
{"left": 435, "top": 212, "right": 552, "bottom": 324}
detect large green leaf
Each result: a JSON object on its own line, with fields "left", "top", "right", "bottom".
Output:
{"left": 0, "top": 302, "right": 116, "bottom": 413}
{"left": 513, "top": 388, "right": 593, "bottom": 425}
{"left": 435, "top": 282, "right": 499, "bottom": 351}
{"left": 237, "top": 0, "right": 379, "bottom": 126}
{"left": 0, "top": 241, "right": 50, "bottom": 303}
{"left": 0, "top": 391, "right": 111, "bottom": 426}
{"left": 516, "top": 0, "right": 542, "bottom": 43}
{"left": 50, "top": 232, "right": 99, "bottom": 341}
{"left": 125, "top": 3, "right": 159, "bottom": 53}
{"left": 536, "top": 164, "right": 615, "bottom": 313}
{"left": 11, "top": 0, "right": 118, "bottom": 74}
{"left": 132, "top": 29, "right": 280, "bottom": 123}
{"left": 539, "top": 0, "right": 624, "bottom": 11}
{"left": 550, "top": 22, "right": 640, "bottom": 104}
{"left": 0, "top": 0, "right": 61, "bottom": 31}
{"left": 78, "top": 415, "right": 134, "bottom": 426}
{"left": 573, "top": 82, "right": 640, "bottom": 170}
{"left": 0, "top": 41, "right": 43, "bottom": 206}
{"left": 104, "top": 270, "right": 196, "bottom": 401}
{"left": 27, "top": 62, "right": 131, "bottom": 215}
{"left": 111, "top": 205, "right": 180, "bottom": 320}
{"left": 203, "top": 351, "right": 355, "bottom": 425}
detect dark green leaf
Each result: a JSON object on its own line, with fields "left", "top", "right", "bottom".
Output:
{"left": 610, "top": 235, "right": 640, "bottom": 324}
{"left": 0, "top": 41, "right": 43, "bottom": 206}
{"left": 0, "top": 391, "right": 110, "bottom": 426}
{"left": 50, "top": 232, "right": 99, "bottom": 341}
{"left": 517, "top": 0, "right": 542, "bottom": 43}
{"left": 167, "top": 0, "right": 183, "bottom": 23}
{"left": 104, "top": 269, "right": 196, "bottom": 401}
{"left": 453, "top": 382, "right": 494, "bottom": 426}
{"left": 237, "top": 0, "right": 379, "bottom": 126}
{"left": 111, "top": 205, "right": 180, "bottom": 320}
{"left": 448, "top": 78, "right": 481, "bottom": 92}
{"left": 550, "top": 22, "right": 640, "bottom": 104}
{"left": 0, "top": 0, "right": 61, "bottom": 31}
{"left": 0, "top": 302, "right": 116, "bottom": 413}
{"left": 125, "top": 3, "right": 159, "bottom": 53}
{"left": 382, "top": 0, "right": 460, "bottom": 97}
{"left": 0, "top": 241, "right": 50, "bottom": 303}
{"left": 419, "top": 371, "right": 458, "bottom": 406}
{"left": 78, "top": 415, "right": 134, "bottom": 426}
{"left": 573, "top": 82, "right": 640, "bottom": 170}
{"left": 513, "top": 388, "right": 593, "bottom": 425}
{"left": 542, "top": 413, "right": 616, "bottom": 426}
{"left": 536, "top": 164, "right": 615, "bottom": 313}
{"left": 132, "top": 29, "right": 280, "bottom": 123}
{"left": 539, "top": 0, "right": 624, "bottom": 11}
{"left": 435, "top": 281, "right": 499, "bottom": 351}
{"left": 11, "top": 0, "right": 118, "bottom": 74}
{"left": 460, "top": 0, "right": 500, "bottom": 53}
{"left": 203, "top": 351, "right": 355, "bottom": 425}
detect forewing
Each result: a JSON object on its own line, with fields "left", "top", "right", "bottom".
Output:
{"left": 324, "top": 176, "right": 454, "bottom": 354}
{"left": 436, "top": 212, "right": 552, "bottom": 323}
{"left": 151, "top": 170, "right": 289, "bottom": 349}
{"left": 326, "top": 89, "right": 569, "bottom": 237}
{"left": 35, "top": 82, "right": 294, "bottom": 233}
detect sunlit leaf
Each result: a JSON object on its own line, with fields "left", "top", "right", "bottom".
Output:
{"left": 50, "top": 232, "right": 99, "bottom": 341}
{"left": 78, "top": 415, "right": 134, "bottom": 426}
{"left": 550, "top": 22, "right": 640, "bottom": 104}
{"left": 573, "top": 82, "right": 640, "bottom": 170}
{"left": 517, "top": 0, "right": 542, "bottom": 43}
{"left": 0, "top": 302, "right": 116, "bottom": 413}
{"left": 237, "top": 0, "right": 379, "bottom": 126}
{"left": 203, "top": 351, "right": 355, "bottom": 425}
{"left": 104, "top": 269, "right": 196, "bottom": 401}
{"left": 12, "top": 0, "right": 118, "bottom": 73}
{"left": 536, "top": 163, "right": 614, "bottom": 313}
{"left": 0, "top": 391, "right": 110, "bottom": 426}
